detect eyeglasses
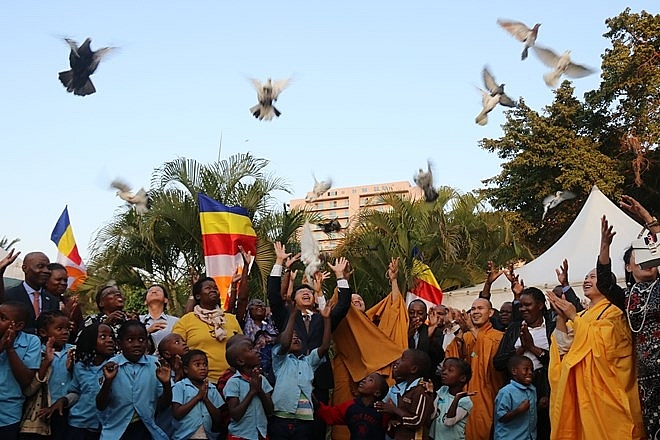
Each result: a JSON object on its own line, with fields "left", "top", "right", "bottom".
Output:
{"left": 249, "top": 304, "right": 266, "bottom": 309}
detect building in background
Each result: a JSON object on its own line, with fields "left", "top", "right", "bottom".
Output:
{"left": 289, "top": 181, "right": 422, "bottom": 251}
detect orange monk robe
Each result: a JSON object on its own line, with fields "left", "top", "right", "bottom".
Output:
{"left": 331, "top": 292, "right": 409, "bottom": 440}
{"left": 445, "top": 321, "right": 505, "bottom": 440}
{"left": 548, "top": 300, "right": 645, "bottom": 440}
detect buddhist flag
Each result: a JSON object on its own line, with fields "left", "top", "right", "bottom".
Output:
{"left": 50, "top": 206, "right": 87, "bottom": 291}
{"left": 406, "top": 259, "right": 443, "bottom": 309}
{"left": 198, "top": 193, "right": 257, "bottom": 310}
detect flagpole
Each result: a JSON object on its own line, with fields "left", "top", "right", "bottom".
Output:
{"left": 217, "top": 130, "right": 223, "bottom": 162}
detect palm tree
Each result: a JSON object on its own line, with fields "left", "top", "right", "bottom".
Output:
{"left": 0, "top": 236, "right": 20, "bottom": 251}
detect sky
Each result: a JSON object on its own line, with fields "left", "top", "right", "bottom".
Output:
{"left": 2, "top": 1, "right": 656, "bottom": 262}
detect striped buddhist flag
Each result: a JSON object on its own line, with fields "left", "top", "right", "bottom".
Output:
{"left": 50, "top": 206, "right": 87, "bottom": 291}
{"left": 198, "top": 193, "right": 257, "bottom": 310}
{"left": 406, "top": 259, "right": 443, "bottom": 309}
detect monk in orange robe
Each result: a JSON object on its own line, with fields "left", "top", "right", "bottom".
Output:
{"left": 445, "top": 298, "right": 505, "bottom": 440}
{"left": 547, "top": 268, "right": 645, "bottom": 440}
{"left": 331, "top": 258, "right": 409, "bottom": 440}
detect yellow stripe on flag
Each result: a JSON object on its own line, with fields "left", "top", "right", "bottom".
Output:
{"left": 200, "top": 211, "right": 258, "bottom": 236}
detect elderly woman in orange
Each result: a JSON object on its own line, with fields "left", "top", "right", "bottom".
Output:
{"left": 546, "top": 265, "right": 645, "bottom": 440}
{"left": 172, "top": 276, "right": 242, "bottom": 383}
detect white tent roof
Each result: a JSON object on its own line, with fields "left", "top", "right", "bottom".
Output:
{"left": 0, "top": 248, "right": 24, "bottom": 287}
{"left": 443, "top": 185, "right": 643, "bottom": 310}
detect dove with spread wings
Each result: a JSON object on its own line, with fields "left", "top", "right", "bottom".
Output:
{"left": 532, "top": 47, "right": 594, "bottom": 88}
{"left": 59, "top": 37, "right": 115, "bottom": 96}
{"left": 110, "top": 179, "right": 149, "bottom": 215}
{"left": 497, "top": 19, "right": 541, "bottom": 61}
{"left": 249, "top": 77, "right": 292, "bottom": 120}
{"left": 542, "top": 190, "right": 576, "bottom": 221}
{"left": 306, "top": 176, "right": 332, "bottom": 202}
{"left": 414, "top": 161, "right": 439, "bottom": 203}
{"left": 475, "top": 66, "right": 517, "bottom": 126}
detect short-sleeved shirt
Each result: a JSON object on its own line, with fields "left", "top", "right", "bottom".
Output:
{"left": 139, "top": 312, "right": 179, "bottom": 353}
{"left": 271, "top": 344, "right": 322, "bottom": 414}
{"left": 429, "top": 385, "right": 473, "bottom": 440}
{"left": 48, "top": 342, "right": 75, "bottom": 402}
{"left": 0, "top": 331, "right": 41, "bottom": 426}
{"left": 494, "top": 380, "right": 537, "bottom": 440}
{"left": 171, "top": 378, "right": 225, "bottom": 440}
{"left": 68, "top": 361, "right": 107, "bottom": 430}
{"left": 98, "top": 354, "right": 168, "bottom": 440}
{"left": 224, "top": 371, "right": 273, "bottom": 439}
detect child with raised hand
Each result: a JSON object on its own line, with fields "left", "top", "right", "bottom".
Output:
{"left": 316, "top": 372, "right": 389, "bottom": 440}
{"left": 95, "top": 320, "right": 171, "bottom": 440}
{"left": 158, "top": 333, "right": 190, "bottom": 383}
{"left": 494, "top": 355, "right": 537, "bottom": 440}
{"left": 0, "top": 301, "right": 41, "bottom": 440}
{"left": 429, "top": 357, "right": 475, "bottom": 440}
{"left": 269, "top": 303, "right": 332, "bottom": 440}
{"left": 224, "top": 338, "right": 274, "bottom": 440}
{"left": 21, "top": 310, "right": 74, "bottom": 439}
{"left": 374, "top": 349, "right": 434, "bottom": 440}
{"left": 171, "top": 349, "right": 224, "bottom": 440}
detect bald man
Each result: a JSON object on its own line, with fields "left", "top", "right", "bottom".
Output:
{"left": 445, "top": 298, "right": 505, "bottom": 440}
{"left": 4, "top": 252, "right": 60, "bottom": 334}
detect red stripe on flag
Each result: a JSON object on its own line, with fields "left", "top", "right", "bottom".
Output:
{"left": 412, "top": 278, "right": 443, "bottom": 305}
{"left": 202, "top": 234, "right": 257, "bottom": 256}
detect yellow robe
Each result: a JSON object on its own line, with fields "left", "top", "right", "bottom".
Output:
{"left": 445, "top": 322, "right": 504, "bottom": 440}
{"left": 331, "top": 292, "right": 409, "bottom": 440}
{"left": 549, "top": 300, "right": 645, "bottom": 440}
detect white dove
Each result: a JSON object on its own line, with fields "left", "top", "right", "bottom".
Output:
{"left": 110, "top": 179, "right": 149, "bottom": 215}
{"left": 532, "top": 47, "right": 594, "bottom": 88}
{"left": 413, "top": 161, "right": 439, "bottom": 202}
{"left": 475, "top": 67, "right": 517, "bottom": 125}
{"left": 542, "top": 190, "right": 576, "bottom": 221}
{"left": 300, "top": 221, "right": 321, "bottom": 282}
{"left": 249, "top": 77, "right": 292, "bottom": 121}
{"left": 497, "top": 19, "right": 541, "bottom": 60}
{"left": 306, "top": 175, "right": 332, "bottom": 202}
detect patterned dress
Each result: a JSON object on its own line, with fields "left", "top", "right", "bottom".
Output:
{"left": 627, "top": 280, "right": 660, "bottom": 439}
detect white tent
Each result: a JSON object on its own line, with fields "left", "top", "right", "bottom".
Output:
{"left": 0, "top": 248, "right": 24, "bottom": 288}
{"left": 443, "top": 185, "right": 644, "bottom": 310}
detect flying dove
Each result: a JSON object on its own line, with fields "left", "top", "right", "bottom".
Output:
{"left": 318, "top": 218, "right": 341, "bottom": 233}
{"left": 59, "top": 38, "right": 114, "bottom": 96}
{"left": 532, "top": 46, "right": 595, "bottom": 88}
{"left": 475, "top": 67, "right": 517, "bottom": 125}
{"left": 306, "top": 176, "right": 332, "bottom": 202}
{"left": 497, "top": 19, "right": 541, "bottom": 60}
{"left": 413, "top": 161, "right": 439, "bottom": 203}
{"left": 300, "top": 222, "right": 322, "bottom": 282}
{"left": 110, "top": 179, "right": 149, "bottom": 215}
{"left": 249, "top": 77, "right": 292, "bottom": 121}
{"left": 542, "top": 190, "right": 576, "bottom": 221}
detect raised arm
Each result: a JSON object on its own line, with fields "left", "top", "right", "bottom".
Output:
{"left": 234, "top": 246, "right": 253, "bottom": 325}
{"left": 388, "top": 257, "right": 402, "bottom": 302}
{"left": 317, "top": 303, "right": 332, "bottom": 358}
{"left": 480, "top": 261, "right": 504, "bottom": 300}
{"left": 555, "top": 259, "right": 584, "bottom": 313}
{"left": 0, "top": 249, "right": 19, "bottom": 303}
{"left": 328, "top": 257, "right": 351, "bottom": 331}
{"left": 620, "top": 194, "right": 660, "bottom": 235}
{"left": 269, "top": 242, "right": 291, "bottom": 331}
{"left": 596, "top": 215, "right": 625, "bottom": 310}
{"left": 278, "top": 306, "right": 298, "bottom": 354}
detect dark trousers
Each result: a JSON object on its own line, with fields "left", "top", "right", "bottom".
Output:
{"left": 311, "top": 388, "right": 329, "bottom": 440}
{"left": 269, "top": 416, "right": 314, "bottom": 440}
{"left": 0, "top": 423, "right": 20, "bottom": 440}
{"left": 120, "top": 420, "right": 150, "bottom": 440}
{"left": 67, "top": 426, "right": 101, "bottom": 440}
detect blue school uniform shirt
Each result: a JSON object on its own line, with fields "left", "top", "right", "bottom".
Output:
{"left": 68, "top": 361, "right": 107, "bottom": 430}
{"left": 171, "top": 378, "right": 224, "bottom": 440}
{"left": 47, "top": 342, "right": 74, "bottom": 402}
{"left": 271, "top": 344, "right": 322, "bottom": 414}
{"left": 429, "top": 385, "right": 473, "bottom": 440}
{"left": 0, "top": 331, "right": 41, "bottom": 427}
{"left": 224, "top": 370, "right": 273, "bottom": 439}
{"left": 98, "top": 353, "right": 168, "bottom": 440}
{"left": 494, "top": 380, "right": 537, "bottom": 440}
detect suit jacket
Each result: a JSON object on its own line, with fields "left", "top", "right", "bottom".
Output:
{"left": 4, "top": 283, "right": 60, "bottom": 334}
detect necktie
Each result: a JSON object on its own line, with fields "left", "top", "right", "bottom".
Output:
{"left": 303, "top": 314, "right": 311, "bottom": 333}
{"left": 33, "top": 291, "right": 41, "bottom": 318}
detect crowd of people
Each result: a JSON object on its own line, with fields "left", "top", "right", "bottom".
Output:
{"left": 0, "top": 194, "right": 657, "bottom": 439}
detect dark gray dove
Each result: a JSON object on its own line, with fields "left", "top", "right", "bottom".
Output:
{"left": 249, "top": 77, "right": 292, "bottom": 120}
{"left": 306, "top": 175, "right": 332, "bottom": 202}
{"left": 413, "top": 161, "right": 439, "bottom": 203}
{"left": 497, "top": 19, "right": 541, "bottom": 60}
{"left": 59, "top": 38, "right": 114, "bottom": 96}
{"left": 542, "top": 190, "right": 576, "bottom": 221}
{"left": 532, "top": 46, "right": 595, "bottom": 88}
{"left": 318, "top": 218, "right": 341, "bottom": 233}
{"left": 475, "top": 67, "right": 517, "bottom": 125}
{"left": 111, "top": 179, "right": 149, "bottom": 215}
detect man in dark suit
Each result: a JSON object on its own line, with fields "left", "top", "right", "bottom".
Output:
{"left": 4, "top": 251, "right": 60, "bottom": 334}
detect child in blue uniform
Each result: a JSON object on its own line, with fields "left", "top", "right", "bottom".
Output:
{"left": 494, "top": 355, "right": 537, "bottom": 440}
{"left": 429, "top": 357, "right": 475, "bottom": 440}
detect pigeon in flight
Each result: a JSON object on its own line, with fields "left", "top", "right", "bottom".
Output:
{"left": 111, "top": 179, "right": 149, "bottom": 215}
{"left": 497, "top": 19, "right": 541, "bottom": 60}
{"left": 532, "top": 47, "right": 594, "bottom": 88}
{"left": 300, "top": 222, "right": 322, "bottom": 283}
{"left": 318, "top": 218, "right": 341, "bottom": 233}
{"left": 475, "top": 67, "right": 517, "bottom": 126}
{"left": 306, "top": 176, "right": 332, "bottom": 202}
{"left": 542, "top": 190, "right": 576, "bottom": 221}
{"left": 414, "top": 161, "right": 439, "bottom": 203}
{"left": 59, "top": 38, "right": 114, "bottom": 96}
{"left": 249, "top": 77, "right": 292, "bottom": 120}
